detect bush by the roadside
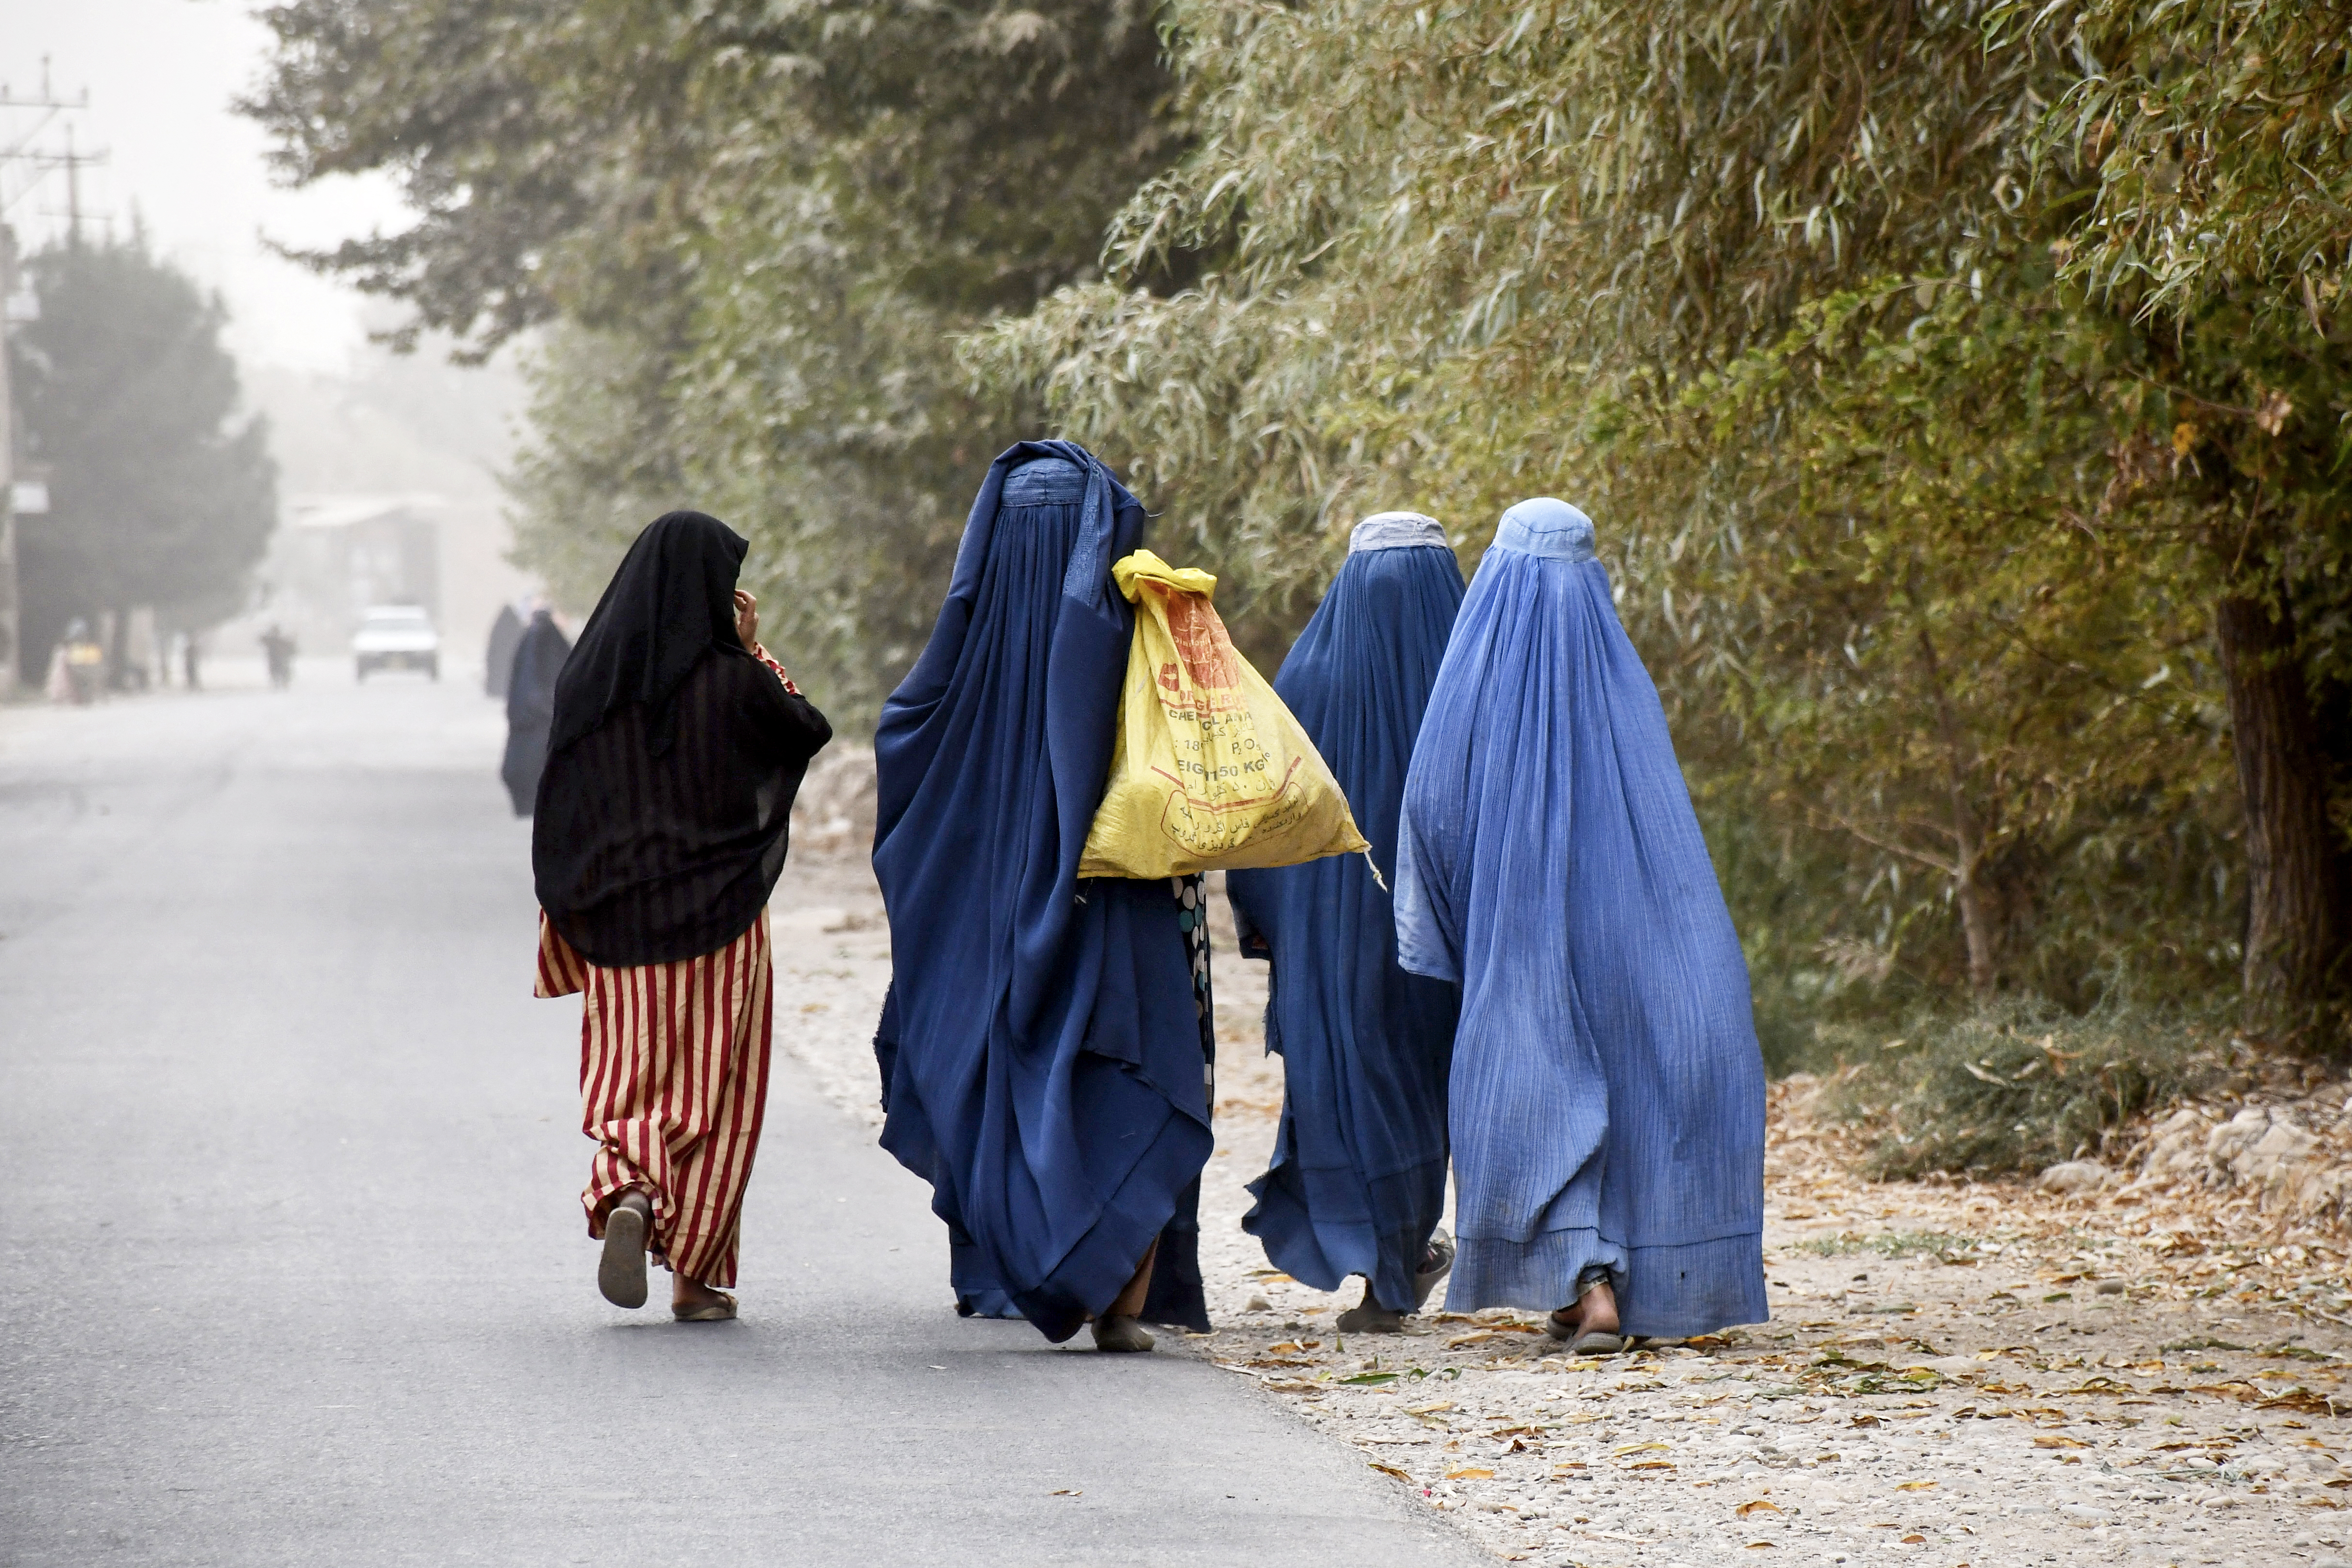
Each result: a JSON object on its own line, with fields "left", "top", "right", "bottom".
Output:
{"left": 1821, "top": 998, "right": 2228, "bottom": 1180}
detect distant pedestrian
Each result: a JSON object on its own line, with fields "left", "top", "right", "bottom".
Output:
{"left": 260, "top": 625, "right": 298, "bottom": 689}
{"left": 61, "top": 620, "right": 105, "bottom": 704}
{"left": 499, "top": 609, "right": 569, "bottom": 816}
{"left": 484, "top": 603, "right": 524, "bottom": 699}
{"left": 532, "top": 512, "right": 831, "bottom": 1321}
{"left": 871, "top": 442, "right": 1213, "bottom": 1352}
{"left": 1393, "top": 499, "right": 1768, "bottom": 1353}
{"left": 1228, "top": 512, "right": 1465, "bottom": 1333}
{"left": 182, "top": 633, "right": 202, "bottom": 693}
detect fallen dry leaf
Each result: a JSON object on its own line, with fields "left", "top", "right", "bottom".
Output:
{"left": 1613, "top": 1441, "right": 1672, "bottom": 1456}
{"left": 2033, "top": 1434, "right": 2089, "bottom": 1449}
{"left": 1444, "top": 1467, "right": 1495, "bottom": 1480}
{"left": 1049, "top": 1488, "right": 1081, "bottom": 1497}
{"left": 1736, "top": 1499, "right": 1783, "bottom": 1518}
{"left": 1902, "top": 1533, "right": 1927, "bottom": 1544}
{"left": 1366, "top": 1463, "right": 1409, "bottom": 1481}
{"left": 1894, "top": 1480, "right": 1936, "bottom": 1491}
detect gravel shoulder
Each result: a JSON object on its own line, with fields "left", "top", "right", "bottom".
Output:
{"left": 769, "top": 856, "right": 2352, "bottom": 1568}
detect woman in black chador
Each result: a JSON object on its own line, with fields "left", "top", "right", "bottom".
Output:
{"left": 531, "top": 511, "right": 832, "bottom": 1320}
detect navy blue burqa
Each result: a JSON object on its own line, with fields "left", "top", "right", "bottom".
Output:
{"left": 872, "top": 442, "right": 1215, "bottom": 1343}
{"left": 1393, "top": 499, "right": 1768, "bottom": 1338}
{"left": 501, "top": 610, "right": 570, "bottom": 817}
{"left": 1228, "top": 514, "right": 1464, "bottom": 1313}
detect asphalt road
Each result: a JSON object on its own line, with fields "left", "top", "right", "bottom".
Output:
{"left": 0, "top": 664, "right": 1482, "bottom": 1568}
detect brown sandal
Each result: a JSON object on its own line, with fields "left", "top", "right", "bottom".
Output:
{"left": 674, "top": 1289, "right": 737, "bottom": 1323}
{"left": 598, "top": 1194, "right": 651, "bottom": 1309}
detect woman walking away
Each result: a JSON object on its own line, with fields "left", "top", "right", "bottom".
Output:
{"left": 1228, "top": 512, "right": 1465, "bottom": 1333}
{"left": 501, "top": 607, "right": 571, "bottom": 817}
{"left": 1393, "top": 499, "right": 1766, "bottom": 1353}
{"left": 873, "top": 441, "right": 1214, "bottom": 1352}
{"left": 532, "top": 511, "right": 831, "bottom": 1321}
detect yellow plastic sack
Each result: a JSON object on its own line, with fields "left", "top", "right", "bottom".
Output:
{"left": 1079, "top": 550, "right": 1368, "bottom": 880}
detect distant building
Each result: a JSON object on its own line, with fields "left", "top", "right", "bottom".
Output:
{"left": 250, "top": 493, "right": 445, "bottom": 651}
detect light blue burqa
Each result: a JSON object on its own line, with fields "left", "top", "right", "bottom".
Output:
{"left": 1393, "top": 499, "right": 1768, "bottom": 1336}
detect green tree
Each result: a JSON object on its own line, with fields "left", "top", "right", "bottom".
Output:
{"left": 974, "top": 0, "right": 2349, "bottom": 1036}
{"left": 249, "top": 0, "right": 1189, "bottom": 728}
{"left": 11, "top": 234, "right": 277, "bottom": 674}
{"left": 2000, "top": 0, "right": 2352, "bottom": 1030}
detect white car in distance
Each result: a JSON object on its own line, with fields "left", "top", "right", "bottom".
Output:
{"left": 353, "top": 605, "right": 441, "bottom": 682}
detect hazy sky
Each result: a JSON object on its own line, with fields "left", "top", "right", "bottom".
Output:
{"left": 0, "top": 0, "right": 410, "bottom": 373}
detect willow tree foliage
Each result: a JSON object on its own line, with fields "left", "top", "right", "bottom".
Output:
{"left": 255, "top": 0, "right": 2352, "bottom": 1037}
{"left": 2004, "top": 0, "right": 2352, "bottom": 1027}
{"left": 974, "top": 0, "right": 2348, "bottom": 1035}
{"left": 250, "top": 0, "right": 1183, "bottom": 726}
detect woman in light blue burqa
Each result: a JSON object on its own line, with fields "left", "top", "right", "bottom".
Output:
{"left": 1228, "top": 512, "right": 1465, "bottom": 1332}
{"left": 1393, "top": 498, "right": 1766, "bottom": 1352}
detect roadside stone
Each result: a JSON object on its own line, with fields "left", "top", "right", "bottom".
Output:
{"left": 2038, "top": 1160, "right": 2110, "bottom": 1195}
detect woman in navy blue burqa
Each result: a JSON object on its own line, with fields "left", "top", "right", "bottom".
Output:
{"left": 501, "top": 608, "right": 571, "bottom": 817}
{"left": 872, "top": 442, "right": 1214, "bottom": 1352}
{"left": 1228, "top": 512, "right": 1464, "bottom": 1332}
{"left": 1393, "top": 498, "right": 1767, "bottom": 1353}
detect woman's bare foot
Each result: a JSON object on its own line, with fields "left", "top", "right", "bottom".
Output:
{"left": 598, "top": 1189, "right": 652, "bottom": 1309}
{"left": 1544, "top": 1278, "right": 1624, "bottom": 1354}
{"left": 673, "top": 1274, "right": 737, "bottom": 1322}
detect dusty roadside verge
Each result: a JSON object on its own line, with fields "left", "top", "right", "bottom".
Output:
{"left": 767, "top": 853, "right": 2352, "bottom": 1568}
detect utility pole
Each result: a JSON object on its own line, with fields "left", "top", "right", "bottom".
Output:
{"left": 0, "top": 222, "right": 17, "bottom": 696}
{"left": 63, "top": 123, "right": 82, "bottom": 245}
{"left": 0, "top": 63, "right": 94, "bottom": 695}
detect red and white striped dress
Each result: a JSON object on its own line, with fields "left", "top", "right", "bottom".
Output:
{"left": 536, "top": 912, "right": 771, "bottom": 1288}
{"left": 534, "top": 646, "right": 800, "bottom": 1289}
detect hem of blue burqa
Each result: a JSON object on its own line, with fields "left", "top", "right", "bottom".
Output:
{"left": 878, "top": 1013, "right": 1211, "bottom": 1343}
{"left": 1448, "top": 1226, "right": 1768, "bottom": 1339}
{"left": 950, "top": 1171, "right": 1210, "bottom": 1334}
{"left": 1243, "top": 1151, "right": 1449, "bottom": 1313}
{"left": 910, "top": 1105, "right": 1206, "bottom": 1343}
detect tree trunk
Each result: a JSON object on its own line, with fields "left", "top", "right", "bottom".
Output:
{"left": 2213, "top": 592, "right": 2351, "bottom": 1028}
{"left": 1916, "top": 626, "right": 1997, "bottom": 997}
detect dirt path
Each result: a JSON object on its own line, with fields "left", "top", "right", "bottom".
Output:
{"left": 768, "top": 856, "right": 2350, "bottom": 1567}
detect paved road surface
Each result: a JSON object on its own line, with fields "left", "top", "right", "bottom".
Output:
{"left": 0, "top": 667, "right": 1481, "bottom": 1568}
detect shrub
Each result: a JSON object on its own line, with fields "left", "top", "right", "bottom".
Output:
{"left": 1823, "top": 997, "right": 2226, "bottom": 1179}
